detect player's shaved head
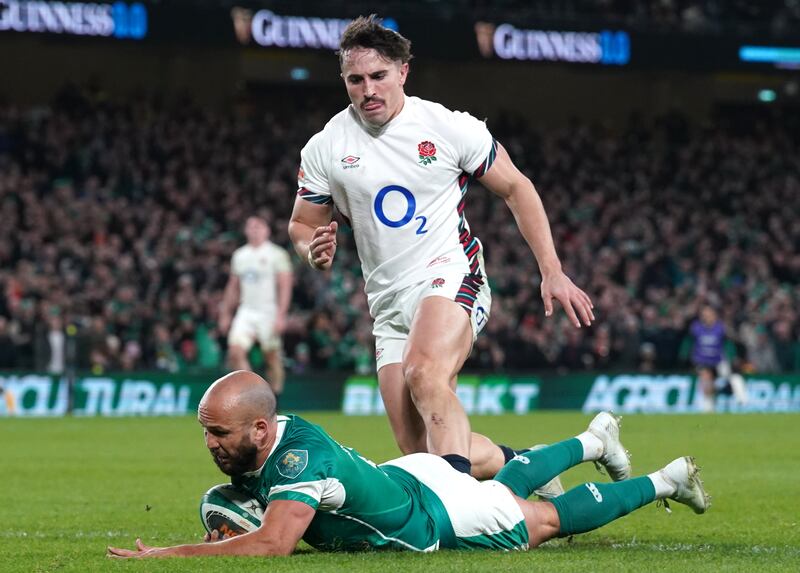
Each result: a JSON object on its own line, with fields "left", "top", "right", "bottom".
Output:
{"left": 198, "top": 371, "right": 277, "bottom": 476}
{"left": 200, "top": 370, "right": 277, "bottom": 426}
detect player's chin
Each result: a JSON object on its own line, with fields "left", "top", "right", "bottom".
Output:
{"left": 212, "top": 455, "right": 236, "bottom": 475}
{"left": 359, "top": 107, "right": 385, "bottom": 125}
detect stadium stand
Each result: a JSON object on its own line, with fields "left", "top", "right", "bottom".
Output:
{"left": 0, "top": 85, "right": 798, "bottom": 374}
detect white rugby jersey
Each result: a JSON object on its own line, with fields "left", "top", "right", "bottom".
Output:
{"left": 231, "top": 242, "right": 292, "bottom": 313}
{"left": 298, "top": 95, "right": 497, "bottom": 312}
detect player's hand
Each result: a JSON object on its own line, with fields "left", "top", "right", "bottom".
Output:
{"left": 203, "top": 529, "right": 234, "bottom": 543}
{"left": 218, "top": 314, "right": 232, "bottom": 335}
{"left": 274, "top": 314, "right": 287, "bottom": 335}
{"left": 541, "top": 271, "right": 594, "bottom": 328}
{"left": 308, "top": 221, "right": 338, "bottom": 271}
{"left": 107, "top": 538, "right": 164, "bottom": 559}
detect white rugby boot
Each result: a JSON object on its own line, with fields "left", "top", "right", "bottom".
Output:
{"left": 528, "top": 444, "right": 566, "bottom": 500}
{"left": 659, "top": 456, "right": 711, "bottom": 514}
{"left": 587, "top": 411, "right": 631, "bottom": 481}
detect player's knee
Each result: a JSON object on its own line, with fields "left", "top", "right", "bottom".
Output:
{"left": 403, "top": 359, "right": 446, "bottom": 399}
{"left": 228, "top": 345, "right": 247, "bottom": 364}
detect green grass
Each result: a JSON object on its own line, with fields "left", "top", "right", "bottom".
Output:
{"left": 2, "top": 412, "right": 799, "bottom": 572}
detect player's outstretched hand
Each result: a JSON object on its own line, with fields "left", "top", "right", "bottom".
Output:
{"left": 203, "top": 529, "right": 234, "bottom": 543}
{"left": 541, "top": 271, "right": 595, "bottom": 328}
{"left": 107, "top": 538, "right": 164, "bottom": 559}
{"left": 308, "top": 221, "right": 338, "bottom": 271}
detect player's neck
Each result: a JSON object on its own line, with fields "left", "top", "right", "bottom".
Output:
{"left": 248, "top": 240, "right": 267, "bottom": 248}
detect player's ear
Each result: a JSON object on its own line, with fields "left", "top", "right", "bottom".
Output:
{"left": 252, "top": 417, "right": 270, "bottom": 441}
{"left": 398, "top": 62, "right": 409, "bottom": 86}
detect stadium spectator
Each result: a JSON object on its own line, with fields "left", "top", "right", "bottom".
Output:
{"left": 688, "top": 305, "right": 726, "bottom": 412}
{"left": 0, "top": 316, "right": 16, "bottom": 369}
{"left": 772, "top": 320, "right": 799, "bottom": 373}
{"left": 33, "top": 313, "right": 65, "bottom": 374}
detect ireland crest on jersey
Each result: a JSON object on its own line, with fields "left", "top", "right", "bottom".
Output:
{"left": 277, "top": 450, "right": 309, "bottom": 479}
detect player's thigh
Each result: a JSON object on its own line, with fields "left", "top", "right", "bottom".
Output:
{"left": 255, "top": 313, "right": 279, "bottom": 351}
{"left": 378, "top": 363, "right": 427, "bottom": 453}
{"left": 404, "top": 296, "right": 473, "bottom": 377}
{"left": 228, "top": 310, "right": 258, "bottom": 352}
{"left": 514, "top": 497, "right": 560, "bottom": 547}
{"left": 384, "top": 455, "right": 529, "bottom": 550}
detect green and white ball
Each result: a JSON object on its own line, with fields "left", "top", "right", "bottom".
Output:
{"left": 199, "top": 484, "right": 264, "bottom": 537}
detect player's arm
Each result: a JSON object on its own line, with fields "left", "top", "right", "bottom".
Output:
{"left": 107, "top": 499, "right": 315, "bottom": 558}
{"left": 288, "top": 196, "right": 337, "bottom": 271}
{"left": 478, "top": 142, "right": 594, "bottom": 328}
{"left": 275, "top": 269, "right": 293, "bottom": 333}
{"left": 218, "top": 273, "right": 240, "bottom": 334}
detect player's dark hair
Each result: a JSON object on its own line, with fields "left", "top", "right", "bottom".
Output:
{"left": 338, "top": 15, "right": 413, "bottom": 67}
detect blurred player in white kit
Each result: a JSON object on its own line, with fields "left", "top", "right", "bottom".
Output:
{"left": 220, "top": 216, "right": 293, "bottom": 399}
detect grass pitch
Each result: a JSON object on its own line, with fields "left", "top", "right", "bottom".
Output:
{"left": 2, "top": 412, "right": 798, "bottom": 572}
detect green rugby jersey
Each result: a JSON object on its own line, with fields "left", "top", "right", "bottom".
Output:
{"left": 232, "top": 415, "right": 455, "bottom": 552}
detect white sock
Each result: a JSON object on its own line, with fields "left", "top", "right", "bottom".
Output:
{"left": 576, "top": 431, "right": 604, "bottom": 462}
{"left": 648, "top": 471, "right": 676, "bottom": 499}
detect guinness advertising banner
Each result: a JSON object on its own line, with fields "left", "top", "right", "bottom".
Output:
{"left": 2, "top": 2, "right": 797, "bottom": 71}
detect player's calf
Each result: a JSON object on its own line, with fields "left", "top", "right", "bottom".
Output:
{"left": 530, "top": 456, "right": 710, "bottom": 544}
{"left": 494, "top": 411, "right": 629, "bottom": 498}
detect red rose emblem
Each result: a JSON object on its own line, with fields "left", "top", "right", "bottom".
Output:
{"left": 418, "top": 141, "right": 437, "bottom": 165}
{"left": 418, "top": 141, "right": 436, "bottom": 157}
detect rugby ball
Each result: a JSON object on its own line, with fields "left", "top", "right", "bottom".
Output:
{"left": 199, "top": 484, "right": 264, "bottom": 537}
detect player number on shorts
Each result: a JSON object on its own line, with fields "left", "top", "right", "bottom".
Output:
{"left": 374, "top": 185, "right": 428, "bottom": 235}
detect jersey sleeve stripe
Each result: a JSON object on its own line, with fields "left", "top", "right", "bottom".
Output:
{"left": 268, "top": 490, "right": 320, "bottom": 509}
{"left": 268, "top": 480, "right": 325, "bottom": 505}
{"left": 297, "top": 187, "right": 334, "bottom": 205}
{"left": 471, "top": 139, "right": 498, "bottom": 178}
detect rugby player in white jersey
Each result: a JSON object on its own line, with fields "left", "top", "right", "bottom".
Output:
{"left": 288, "top": 16, "right": 594, "bottom": 478}
{"left": 220, "top": 216, "right": 293, "bottom": 399}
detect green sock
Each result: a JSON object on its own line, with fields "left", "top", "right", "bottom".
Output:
{"left": 551, "top": 476, "right": 656, "bottom": 536}
{"left": 494, "top": 438, "right": 583, "bottom": 498}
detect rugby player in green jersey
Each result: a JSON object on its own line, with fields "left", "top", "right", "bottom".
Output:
{"left": 108, "top": 371, "right": 709, "bottom": 558}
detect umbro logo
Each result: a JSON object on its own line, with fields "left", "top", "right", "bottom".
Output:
{"left": 341, "top": 156, "right": 361, "bottom": 169}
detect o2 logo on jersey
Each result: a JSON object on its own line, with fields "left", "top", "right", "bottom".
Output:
{"left": 373, "top": 185, "right": 428, "bottom": 235}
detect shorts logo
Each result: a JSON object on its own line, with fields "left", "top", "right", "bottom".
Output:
{"left": 431, "top": 278, "right": 445, "bottom": 288}
{"left": 475, "top": 306, "right": 487, "bottom": 327}
{"left": 277, "top": 450, "right": 308, "bottom": 479}
{"left": 512, "top": 454, "right": 530, "bottom": 464}
{"left": 341, "top": 156, "right": 360, "bottom": 169}
{"left": 418, "top": 141, "right": 437, "bottom": 166}
{"left": 427, "top": 255, "right": 450, "bottom": 267}
{"left": 375, "top": 347, "right": 384, "bottom": 359}
{"left": 297, "top": 167, "right": 305, "bottom": 182}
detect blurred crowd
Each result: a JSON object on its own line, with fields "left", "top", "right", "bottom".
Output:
{"left": 0, "top": 86, "right": 798, "bottom": 375}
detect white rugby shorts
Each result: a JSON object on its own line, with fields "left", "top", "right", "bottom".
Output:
{"left": 382, "top": 453, "right": 528, "bottom": 550}
{"left": 371, "top": 271, "right": 491, "bottom": 370}
{"left": 228, "top": 308, "right": 281, "bottom": 352}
